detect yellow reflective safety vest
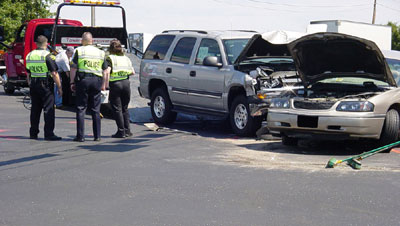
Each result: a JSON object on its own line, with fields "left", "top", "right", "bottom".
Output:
{"left": 76, "top": 45, "right": 105, "bottom": 77}
{"left": 26, "top": 49, "right": 50, "bottom": 78}
{"left": 108, "top": 54, "right": 134, "bottom": 82}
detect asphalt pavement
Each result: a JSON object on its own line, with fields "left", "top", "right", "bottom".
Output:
{"left": 1, "top": 85, "right": 400, "bottom": 226}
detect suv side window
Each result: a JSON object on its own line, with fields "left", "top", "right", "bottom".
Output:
{"left": 195, "top": 38, "right": 221, "bottom": 65}
{"left": 170, "top": 37, "right": 197, "bottom": 64}
{"left": 143, "top": 35, "right": 175, "bottom": 60}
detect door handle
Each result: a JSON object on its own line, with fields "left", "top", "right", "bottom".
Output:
{"left": 166, "top": 68, "right": 172, "bottom": 73}
{"left": 190, "top": 71, "right": 196, "bottom": 77}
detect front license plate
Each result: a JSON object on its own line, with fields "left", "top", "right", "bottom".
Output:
{"left": 297, "top": 115, "right": 318, "bottom": 128}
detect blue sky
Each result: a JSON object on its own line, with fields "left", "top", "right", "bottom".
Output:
{"left": 51, "top": 0, "right": 400, "bottom": 34}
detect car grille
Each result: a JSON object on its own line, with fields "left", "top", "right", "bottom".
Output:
{"left": 293, "top": 100, "right": 336, "bottom": 110}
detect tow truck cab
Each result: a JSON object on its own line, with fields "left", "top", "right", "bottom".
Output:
{"left": 2, "top": 19, "right": 82, "bottom": 94}
{"left": 2, "top": 0, "right": 128, "bottom": 95}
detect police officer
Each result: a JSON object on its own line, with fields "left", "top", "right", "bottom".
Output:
{"left": 26, "top": 35, "right": 62, "bottom": 141}
{"left": 70, "top": 32, "right": 107, "bottom": 142}
{"left": 105, "top": 39, "right": 135, "bottom": 138}
{"left": 55, "top": 46, "right": 74, "bottom": 106}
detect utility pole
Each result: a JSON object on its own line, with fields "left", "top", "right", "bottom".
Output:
{"left": 91, "top": 6, "right": 95, "bottom": 26}
{"left": 372, "top": 0, "right": 377, "bottom": 24}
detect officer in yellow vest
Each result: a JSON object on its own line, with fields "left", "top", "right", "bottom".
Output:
{"left": 70, "top": 32, "right": 108, "bottom": 142}
{"left": 26, "top": 35, "right": 62, "bottom": 141}
{"left": 105, "top": 39, "right": 135, "bottom": 138}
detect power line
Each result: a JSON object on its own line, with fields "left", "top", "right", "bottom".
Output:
{"left": 378, "top": 3, "right": 400, "bottom": 12}
{"left": 245, "top": 0, "right": 370, "bottom": 8}
{"left": 212, "top": 0, "right": 372, "bottom": 13}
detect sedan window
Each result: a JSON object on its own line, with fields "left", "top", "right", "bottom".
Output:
{"left": 386, "top": 58, "right": 400, "bottom": 85}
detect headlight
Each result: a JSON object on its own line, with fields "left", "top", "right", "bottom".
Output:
{"left": 270, "top": 98, "right": 290, "bottom": 109}
{"left": 336, "top": 101, "right": 374, "bottom": 112}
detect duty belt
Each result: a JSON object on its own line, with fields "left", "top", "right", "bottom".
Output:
{"left": 31, "top": 77, "right": 50, "bottom": 86}
{"left": 82, "top": 73, "right": 99, "bottom": 78}
{"left": 31, "top": 77, "right": 47, "bottom": 82}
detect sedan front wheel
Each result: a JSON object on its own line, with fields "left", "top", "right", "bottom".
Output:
{"left": 379, "top": 109, "right": 400, "bottom": 146}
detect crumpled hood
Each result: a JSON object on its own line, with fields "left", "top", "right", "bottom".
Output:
{"left": 234, "top": 30, "right": 305, "bottom": 65}
{"left": 288, "top": 32, "right": 396, "bottom": 87}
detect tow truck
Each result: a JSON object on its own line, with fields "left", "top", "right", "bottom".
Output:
{"left": 0, "top": 19, "right": 83, "bottom": 94}
{"left": 0, "top": 0, "right": 129, "bottom": 96}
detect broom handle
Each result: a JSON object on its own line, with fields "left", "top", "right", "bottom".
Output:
{"left": 343, "top": 140, "right": 400, "bottom": 162}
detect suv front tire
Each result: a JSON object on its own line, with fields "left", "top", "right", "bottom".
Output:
{"left": 230, "top": 95, "right": 262, "bottom": 136}
{"left": 150, "top": 87, "right": 177, "bottom": 125}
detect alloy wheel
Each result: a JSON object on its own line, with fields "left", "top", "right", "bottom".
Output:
{"left": 153, "top": 96, "right": 166, "bottom": 118}
{"left": 234, "top": 104, "right": 248, "bottom": 130}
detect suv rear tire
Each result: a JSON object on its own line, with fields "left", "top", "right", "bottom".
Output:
{"left": 150, "top": 87, "right": 177, "bottom": 125}
{"left": 379, "top": 109, "right": 400, "bottom": 146}
{"left": 229, "top": 95, "right": 262, "bottom": 137}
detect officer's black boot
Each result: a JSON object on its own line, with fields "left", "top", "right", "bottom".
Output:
{"left": 125, "top": 129, "right": 133, "bottom": 137}
{"left": 112, "top": 130, "right": 125, "bottom": 138}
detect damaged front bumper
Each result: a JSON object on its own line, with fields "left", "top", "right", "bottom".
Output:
{"left": 248, "top": 95, "right": 270, "bottom": 117}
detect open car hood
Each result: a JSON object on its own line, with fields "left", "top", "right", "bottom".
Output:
{"left": 234, "top": 30, "right": 305, "bottom": 65}
{"left": 288, "top": 32, "right": 396, "bottom": 87}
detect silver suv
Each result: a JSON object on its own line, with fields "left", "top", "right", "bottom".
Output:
{"left": 138, "top": 30, "right": 297, "bottom": 136}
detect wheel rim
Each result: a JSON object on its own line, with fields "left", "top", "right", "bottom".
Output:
{"left": 153, "top": 96, "right": 166, "bottom": 118}
{"left": 234, "top": 104, "right": 248, "bottom": 130}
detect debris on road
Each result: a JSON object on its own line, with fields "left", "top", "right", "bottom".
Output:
{"left": 144, "top": 123, "right": 198, "bottom": 136}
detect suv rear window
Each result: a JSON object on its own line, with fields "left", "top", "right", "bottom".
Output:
{"left": 143, "top": 35, "right": 175, "bottom": 60}
{"left": 170, "top": 37, "right": 197, "bottom": 64}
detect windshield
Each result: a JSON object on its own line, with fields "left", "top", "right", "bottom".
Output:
{"left": 317, "top": 77, "right": 389, "bottom": 86}
{"left": 34, "top": 24, "right": 54, "bottom": 42}
{"left": 223, "top": 39, "right": 249, "bottom": 65}
{"left": 241, "top": 57, "right": 293, "bottom": 64}
{"left": 386, "top": 58, "right": 400, "bottom": 85}
{"left": 240, "top": 57, "right": 296, "bottom": 72}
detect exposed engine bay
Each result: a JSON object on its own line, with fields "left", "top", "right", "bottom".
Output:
{"left": 280, "top": 80, "right": 387, "bottom": 101}
{"left": 239, "top": 62, "right": 300, "bottom": 92}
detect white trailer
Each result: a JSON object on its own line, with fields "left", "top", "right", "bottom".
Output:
{"left": 307, "top": 20, "right": 392, "bottom": 50}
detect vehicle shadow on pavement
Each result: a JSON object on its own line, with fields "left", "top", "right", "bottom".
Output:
{"left": 144, "top": 120, "right": 234, "bottom": 139}
{"left": 238, "top": 140, "right": 379, "bottom": 156}
{"left": 74, "top": 134, "right": 171, "bottom": 152}
{"left": 78, "top": 143, "right": 148, "bottom": 153}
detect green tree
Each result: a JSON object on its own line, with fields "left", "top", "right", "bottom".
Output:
{"left": 388, "top": 21, "right": 400, "bottom": 51}
{"left": 0, "top": 0, "right": 56, "bottom": 44}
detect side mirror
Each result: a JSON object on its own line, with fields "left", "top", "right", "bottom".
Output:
{"left": 0, "top": 26, "right": 4, "bottom": 42}
{"left": 203, "top": 56, "right": 222, "bottom": 68}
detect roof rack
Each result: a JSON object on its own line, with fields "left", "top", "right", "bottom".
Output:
{"left": 228, "top": 30, "right": 258, "bottom": 33}
{"left": 162, "top": 30, "right": 208, "bottom": 34}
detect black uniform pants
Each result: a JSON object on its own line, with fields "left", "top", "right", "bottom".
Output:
{"left": 109, "top": 79, "right": 131, "bottom": 134}
{"left": 75, "top": 76, "right": 103, "bottom": 139}
{"left": 30, "top": 80, "right": 55, "bottom": 137}
{"left": 60, "top": 71, "right": 72, "bottom": 106}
